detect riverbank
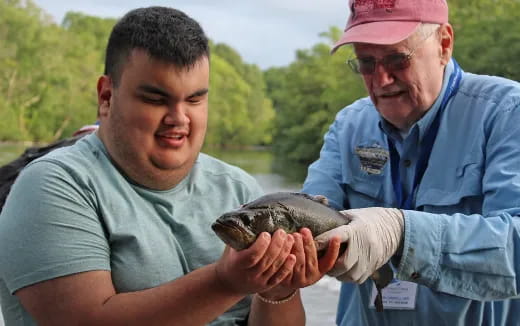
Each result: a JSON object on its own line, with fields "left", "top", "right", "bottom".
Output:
{"left": 0, "top": 143, "right": 27, "bottom": 166}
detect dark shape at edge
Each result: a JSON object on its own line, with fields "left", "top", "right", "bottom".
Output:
{"left": 0, "top": 133, "right": 91, "bottom": 213}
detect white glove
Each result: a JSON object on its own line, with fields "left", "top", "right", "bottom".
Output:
{"left": 315, "top": 207, "right": 404, "bottom": 283}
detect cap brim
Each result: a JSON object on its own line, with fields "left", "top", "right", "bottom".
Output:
{"left": 331, "top": 21, "right": 421, "bottom": 53}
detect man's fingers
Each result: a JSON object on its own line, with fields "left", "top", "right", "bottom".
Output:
{"left": 336, "top": 272, "right": 355, "bottom": 283}
{"left": 344, "top": 260, "right": 371, "bottom": 283}
{"left": 315, "top": 225, "right": 351, "bottom": 251}
{"left": 327, "top": 248, "right": 352, "bottom": 278}
{"left": 290, "top": 233, "right": 305, "bottom": 281}
{"left": 318, "top": 236, "right": 341, "bottom": 274}
{"left": 261, "top": 233, "right": 294, "bottom": 279}
{"left": 312, "top": 195, "right": 329, "bottom": 206}
{"left": 300, "top": 228, "right": 319, "bottom": 278}
{"left": 251, "top": 229, "right": 287, "bottom": 273}
{"left": 267, "top": 254, "right": 296, "bottom": 286}
{"left": 239, "top": 232, "right": 271, "bottom": 268}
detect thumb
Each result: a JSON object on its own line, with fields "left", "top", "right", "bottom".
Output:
{"left": 315, "top": 225, "right": 351, "bottom": 251}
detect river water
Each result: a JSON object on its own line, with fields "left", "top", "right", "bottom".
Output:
{"left": 0, "top": 145, "right": 340, "bottom": 325}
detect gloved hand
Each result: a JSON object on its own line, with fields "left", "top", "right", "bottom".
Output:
{"left": 315, "top": 207, "right": 404, "bottom": 283}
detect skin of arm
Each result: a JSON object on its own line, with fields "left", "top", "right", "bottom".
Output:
{"left": 16, "top": 228, "right": 339, "bottom": 325}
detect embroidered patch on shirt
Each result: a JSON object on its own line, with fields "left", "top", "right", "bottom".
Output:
{"left": 355, "top": 145, "right": 389, "bottom": 175}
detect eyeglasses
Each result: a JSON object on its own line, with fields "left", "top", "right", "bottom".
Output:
{"left": 347, "top": 32, "right": 435, "bottom": 75}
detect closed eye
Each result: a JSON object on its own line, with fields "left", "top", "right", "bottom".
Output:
{"left": 140, "top": 96, "right": 167, "bottom": 105}
{"left": 187, "top": 89, "right": 209, "bottom": 104}
{"left": 187, "top": 97, "right": 203, "bottom": 104}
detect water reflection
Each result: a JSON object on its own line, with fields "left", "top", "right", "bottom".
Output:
{"left": 271, "top": 157, "right": 309, "bottom": 185}
{"left": 204, "top": 148, "right": 308, "bottom": 193}
{"left": 0, "top": 143, "right": 26, "bottom": 166}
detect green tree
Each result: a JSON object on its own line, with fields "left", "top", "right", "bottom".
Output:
{"left": 209, "top": 43, "right": 275, "bottom": 147}
{"left": 206, "top": 54, "right": 251, "bottom": 147}
{"left": 0, "top": 1, "right": 112, "bottom": 141}
{"left": 266, "top": 27, "right": 366, "bottom": 165}
{"left": 450, "top": 0, "right": 520, "bottom": 80}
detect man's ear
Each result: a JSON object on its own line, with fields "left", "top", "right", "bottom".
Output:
{"left": 97, "top": 75, "right": 112, "bottom": 117}
{"left": 439, "top": 23, "right": 454, "bottom": 66}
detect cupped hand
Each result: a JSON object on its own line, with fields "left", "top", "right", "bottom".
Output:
{"left": 215, "top": 229, "right": 296, "bottom": 295}
{"left": 259, "top": 228, "right": 340, "bottom": 300}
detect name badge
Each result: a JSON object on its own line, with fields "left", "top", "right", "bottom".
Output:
{"left": 369, "top": 279, "right": 417, "bottom": 310}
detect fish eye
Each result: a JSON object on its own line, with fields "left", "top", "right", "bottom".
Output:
{"left": 239, "top": 213, "right": 253, "bottom": 226}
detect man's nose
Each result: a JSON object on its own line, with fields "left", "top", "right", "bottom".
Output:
{"left": 372, "top": 62, "right": 395, "bottom": 88}
{"left": 163, "top": 103, "right": 190, "bottom": 125}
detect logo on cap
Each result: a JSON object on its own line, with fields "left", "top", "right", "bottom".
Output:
{"left": 351, "top": 0, "right": 397, "bottom": 18}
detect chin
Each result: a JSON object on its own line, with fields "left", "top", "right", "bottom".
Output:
{"left": 155, "top": 153, "right": 198, "bottom": 171}
{"left": 149, "top": 155, "right": 180, "bottom": 168}
{"left": 380, "top": 113, "right": 410, "bottom": 128}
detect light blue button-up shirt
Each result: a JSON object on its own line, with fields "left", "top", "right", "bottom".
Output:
{"left": 302, "top": 59, "right": 520, "bottom": 325}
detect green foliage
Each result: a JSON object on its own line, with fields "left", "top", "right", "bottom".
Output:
{"left": 205, "top": 43, "right": 275, "bottom": 148}
{"left": 450, "top": 0, "right": 520, "bottom": 81}
{"left": 206, "top": 54, "right": 251, "bottom": 146}
{"left": 0, "top": 2, "right": 273, "bottom": 149}
{"left": 265, "top": 27, "right": 366, "bottom": 165}
{"left": 0, "top": 1, "right": 110, "bottom": 141}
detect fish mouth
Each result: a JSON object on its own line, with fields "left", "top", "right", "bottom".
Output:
{"left": 211, "top": 220, "right": 256, "bottom": 251}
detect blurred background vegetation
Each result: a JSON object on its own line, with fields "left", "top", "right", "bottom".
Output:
{"left": 1, "top": 0, "right": 519, "bottom": 168}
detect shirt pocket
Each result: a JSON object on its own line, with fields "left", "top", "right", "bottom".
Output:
{"left": 344, "top": 170, "right": 388, "bottom": 208}
{"left": 417, "top": 157, "right": 484, "bottom": 213}
{"left": 343, "top": 141, "right": 391, "bottom": 208}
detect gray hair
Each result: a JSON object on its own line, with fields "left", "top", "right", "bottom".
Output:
{"left": 414, "top": 23, "right": 441, "bottom": 40}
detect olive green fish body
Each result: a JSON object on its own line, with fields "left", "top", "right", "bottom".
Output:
{"left": 212, "top": 192, "right": 349, "bottom": 250}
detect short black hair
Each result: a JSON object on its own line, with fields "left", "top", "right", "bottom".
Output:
{"left": 104, "top": 6, "right": 210, "bottom": 86}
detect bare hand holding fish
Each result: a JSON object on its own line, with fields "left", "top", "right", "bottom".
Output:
{"left": 213, "top": 227, "right": 340, "bottom": 302}
{"left": 259, "top": 227, "right": 340, "bottom": 301}
{"left": 214, "top": 229, "right": 296, "bottom": 296}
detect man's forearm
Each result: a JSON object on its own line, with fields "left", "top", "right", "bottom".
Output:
{"left": 93, "top": 263, "right": 245, "bottom": 325}
{"left": 19, "top": 264, "right": 246, "bottom": 326}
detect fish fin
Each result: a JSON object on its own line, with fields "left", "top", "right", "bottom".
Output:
{"left": 375, "top": 263, "right": 394, "bottom": 289}
{"left": 374, "top": 285, "right": 384, "bottom": 312}
{"left": 311, "top": 194, "right": 329, "bottom": 206}
{"left": 371, "top": 263, "right": 393, "bottom": 312}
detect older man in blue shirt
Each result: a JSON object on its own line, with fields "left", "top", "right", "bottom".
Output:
{"left": 303, "top": 0, "right": 520, "bottom": 325}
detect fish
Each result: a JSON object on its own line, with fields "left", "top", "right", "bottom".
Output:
{"left": 211, "top": 191, "right": 393, "bottom": 312}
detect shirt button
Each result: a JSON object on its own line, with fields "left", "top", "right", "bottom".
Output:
{"left": 411, "top": 272, "right": 420, "bottom": 279}
{"left": 404, "top": 159, "right": 412, "bottom": 167}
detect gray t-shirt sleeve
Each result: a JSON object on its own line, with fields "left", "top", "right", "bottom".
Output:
{"left": 243, "top": 175, "right": 264, "bottom": 202}
{"left": 0, "top": 160, "right": 110, "bottom": 294}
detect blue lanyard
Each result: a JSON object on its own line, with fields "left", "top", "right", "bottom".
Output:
{"left": 389, "top": 60, "right": 462, "bottom": 209}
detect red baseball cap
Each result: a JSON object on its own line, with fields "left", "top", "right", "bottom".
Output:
{"left": 332, "top": 0, "right": 448, "bottom": 53}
